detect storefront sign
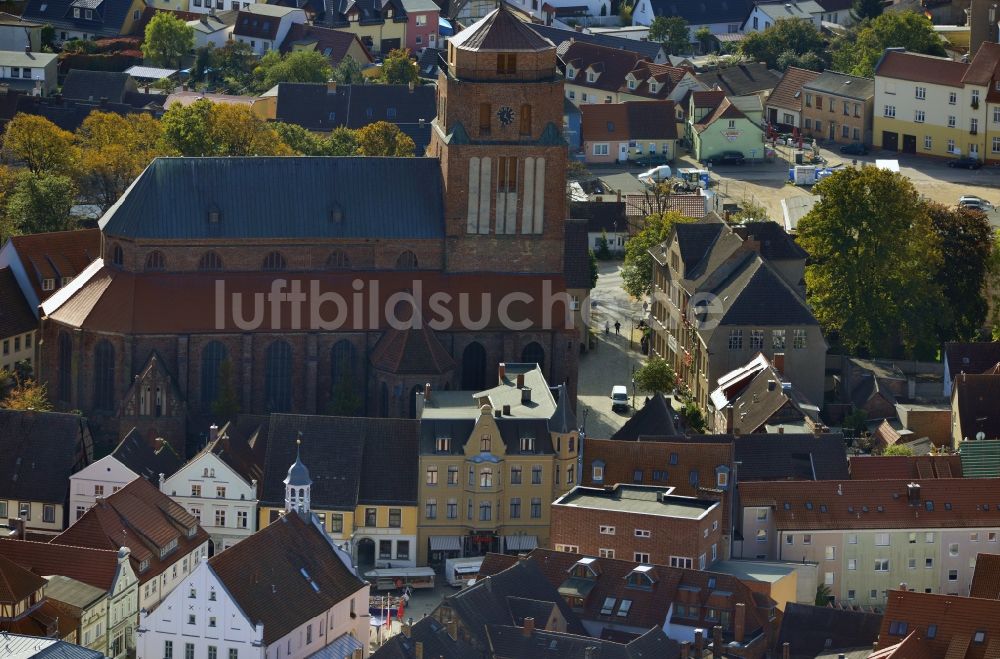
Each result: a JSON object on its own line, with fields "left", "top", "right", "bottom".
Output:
{"left": 721, "top": 129, "right": 742, "bottom": 142}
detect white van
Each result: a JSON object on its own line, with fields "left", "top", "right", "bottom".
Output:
{"left": 611, "top": 385, "right": 629, "bottom": 412}
{"left": 638, "top": 165, "right": 672, "bottom": 185}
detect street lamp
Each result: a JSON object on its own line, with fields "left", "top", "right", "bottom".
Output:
{"left": 631, "top": 363, "right": 637, "bottom": 410}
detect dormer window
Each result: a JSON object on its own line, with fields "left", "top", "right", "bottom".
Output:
{"left": 592, "top": 460, "right": 605, "bottom": 483}
{"left": 587, "top": 70, "right": 598, "bottom": 83}
{"left": 569, "top": 557, "right": 600, "bottom": 579}
{"left": 42, "top": 278, "right": 55, "bottom": 292}
{"left": 139, "top": 559, "right": 150, "bottom": 572}
{"left": 648, "top": 80, "right": 659, "bottom": 93}
{"left": 435, "top": 436, "right": 451, "bottom": 452}
{"left": 715, "top": 465, "right": 730, "bottom": 489}
{"left": 627, "top": 77, "right": 637, "bottom": 90}
{"left": 520, "top": 436, "right": 535, "bottom": 453}
{"left": 566, "top": 66, "right": 575, "bottom": 78}
{"left": 159, "top": 538, "right": 179, "bottom": 558}
{"left": 85, "top": 8, "right": 92, "bottom": 19}
{"left": 625, "top": 566, "right": 656, "bottom": 590}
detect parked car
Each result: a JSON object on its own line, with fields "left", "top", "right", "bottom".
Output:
{"left": 611, "top": 385, "right": 629, "bottom": 413}
{"left": 839, "top": 142, "right": 869, "bottom": 156}
{"left": 959, "top": 195, "right": 994, "bottom": 211}
{"left": 707, "top": 151, "right": 745, "bottom": 166}
{"left": 637, "top": 164, "right": 672, "bottom": 185}
{"left": 948, "top": 156, "right": 982, "bottom": 170}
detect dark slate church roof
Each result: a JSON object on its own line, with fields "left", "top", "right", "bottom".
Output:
{"left": 99, "top": 157, "right": 444, "bottom": 240}
{"left": 611, "top": 392, "right": 677, "bottom": 439}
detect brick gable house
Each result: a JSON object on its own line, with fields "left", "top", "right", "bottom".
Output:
{"left": 39, "top": 7, "right": 585, "bottom": 452}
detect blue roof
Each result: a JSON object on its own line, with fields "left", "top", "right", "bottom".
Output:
{"left": 100, "top": 157, "right": 445, "bottom": 240}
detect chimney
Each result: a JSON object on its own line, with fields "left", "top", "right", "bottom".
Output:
{"left": 656, "top": 491, "right": 665, "bottom": 503}
{"left": 144, "top": 84, "right": 150, "bottom": 94}
{"left": 812, "top": 422, "right": 822, "bottom": 438}
{"left": 158, "top": 472, "right": 166, "bottom": 491}
{"left": 743, "top": 238, "right": 761, "bottom": 253}
{"left": 680, "top": 642, "right": 690, "bottom": 659}
{"left": 725, "top": 405, "right": 734, "bottom": 433}
{"left": 522, "top": 617, "right": 535, "bottom": 637}
{"left": 499, "top": 363, "right": 506, "bottom": 382}
{"left": 778, "top": 425, "right": 785, "bottom": 434}
{"left": 99, "top": 96, "right": 108, "bottom": 107}
{"left": 772, "top": 352, "right": 785, "bottom": 374}
{"left": 767, "top": 379, "right": 776, "bottom": 392}
{"left": 907, "top": 482, "right": 921, "bottom": 504}
{"left": 24, "top": 44, "right": 31, "bottom": 55}
{"left": 694, "top": 629, "right": 705, "bottom": 655}
{"left": 408, "top": 80, "right": 415, "bottom": 92}
{"left": 898, "top": 583, "right": 907, "bottom": 592}
{"left": 254, "top": 623, "right": 264, "bottom": 645}
{"left": 502, "top": 404, "right": 511, "bottom": 416}
{"left": 424, "top": 383, "right": 432, "bottom": 402}
{"left": 712, "top": 625, "right": 723, "bottom": 659}
{"left": 783, "top": 643, "right": 790, "bottom": 659}
{"left": 209, "top": 424, "right": 219, "bottom": 442}
{"left": 521, "top": 387, "right": 532, "bottom": 405}
{"left": 10, "top": 518, "right": 25, "bottom": 540}
{"left": 402, "top": 618, "right": 413, "bottom": 638}
{"left": 516, "top": 373, "right": 525, "bottom": 388}
{"left": 584, "top": 648, "right": 597, "bottom": 659}
{"left": 447, "top": 618, "right": 457, "bottom": 640}
{"left": 734, "top": 602, "right": 746, "bottom": 643}
{"left": 414, "top": 642, "right": 423, "bottom": 659}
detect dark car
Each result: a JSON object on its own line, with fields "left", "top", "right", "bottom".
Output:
{"left": 948, "top": 156, "right": 982, "bottom": 170}
{"left": 707, "top": 151, "right": 745, "bottom": 166}
{"left": 839, "top": 142, "right": 869, "bottom": 156}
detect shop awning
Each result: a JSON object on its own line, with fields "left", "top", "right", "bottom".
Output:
{"left": 306, "top": 633, "right": 363, "bottom": 658}
{"left": 504, "top": 535, "right": 538, "bottom": 552}
{"left": 429, "top": 536, "right": 462, "bottom": 551}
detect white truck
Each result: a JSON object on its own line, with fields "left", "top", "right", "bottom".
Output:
{"left": 444, "top": 557, "right": 484, "bottom": 587}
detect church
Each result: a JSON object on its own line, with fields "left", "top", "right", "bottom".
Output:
{"left": 38, "top": 8, "right": 588, "bottom": 451}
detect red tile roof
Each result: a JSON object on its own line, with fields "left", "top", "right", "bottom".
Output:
{"left": 963, "top": 41, "right": 1000, "bottom": 86}
{"left": 208, "top": 512, "right": 365, "bottom": 645}
{"left": 279, "top": 23, "right": 373, "bottom": 64}
{"left": 970, "top": 553, "right": 1000, "bottom": 599}
{"left": 740, "top": 478, "right": 1000, "bottom": 530}
{"left": 0, "top": 266, "right": 36, "bottom": 339}
{"left": 581, "top": 101, "right": 677, "bottom": 142}
{"left": 0, "top": 539, "right": 124, "bottom": 591}
{"left": 52, "top": 478, "right": 207, "bottom": 585}
{"left": 766, "top": 67, "right": 820, "bottom": 113}
{"left": 848, "top": 455, "right": 962, "bottom": 480}
{"left": 876, "top": 589, "right": 1000, "bottom": 657}
{"left": 869, "top": 630, "right": 936, "bottom": 659}
{"left": 623, "top": 193, "right": 708, "bottom": 219}
{"left": 0, "top": 553, "right": 46, "bottom": 605}
{"left": 370, "top": 325, "right": 456, "bottom": 375}
{"left": 695, "top": 96, "right": 747, "bottom": 132}
{"left": 875, "top": 50, "right": 968, "bottom": 88}
{"left": 562, "top": 41, "right": 650, "bottom": 94}
{"left": 7, "top": 228, "right": 100, "bottom": 304}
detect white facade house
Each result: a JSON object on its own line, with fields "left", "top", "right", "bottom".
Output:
{"left": 188, "top": 0, "right": 254, "bottom": 14}
{"left": 0, "top": 50, "right": 58, "bottom": 96}
{"left": 631, "top": 0, "right": 746, "bottom": 37}
{"left": 136, "top": 453, "right": 369, "bottom": 659}
{"left": 742, "top": 0, "right": 823, "bottom": 32}
{"left": 188, "top": 14, "right": 235, "bottom": 48}
{"left": 232, "top": 5, "right": 305, "bottom": 55}
{"left": 161, "top": 429, "right": 260, "bottom": 553}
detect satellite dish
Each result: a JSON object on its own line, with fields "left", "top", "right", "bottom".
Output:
{"left": 977, "top": 432, "right": 986, "bottom": 441}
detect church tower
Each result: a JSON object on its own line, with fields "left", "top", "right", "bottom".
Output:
{"left": 284, "top": 434, "right": 312, "bottom": 514}
{"left": 428, "top": 6, "right": 568, "bottom": 274}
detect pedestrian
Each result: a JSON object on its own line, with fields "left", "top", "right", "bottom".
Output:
{"left": 642, "top": 301, "right": 648, "bottom": 312}
{"left": 614, "top": 320, "right": 621, "bottom": 335}
{"left": 604, "top": 321, "right": 610, "bottom": 335}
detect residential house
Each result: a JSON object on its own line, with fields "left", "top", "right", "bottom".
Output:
{"left": 415, "top": 364, "right": 579, "bottom": 565}
{"left": 738, "top": 478, "right": 1000, "bottom": 606}
{"left": 21, "top": 0, "right": 147, "bottom": 42}
{"left": 0, "top": 50, "right": 57, "bottom": 97}
{"left": 273, "top": 82, "right": 436, "bottom": 152}
{"left": 0, "top": 635, "right": 105, "bottom": 659}
{"left": 279, "top": 23, "right": 373, "bottom": 66}
{"left": 233, "top": 4, "right": 305, "bottom": 55}
{"left": 743, "top": 0, "right": 823, "bottom": 32}
{"left": 550, "top": 483, "right": 724, "bottom": 569}
{"left": 620, "top": 60, "right": 703, "bottom": 103}
{"left": 478, "top": 549, "right": 779, "bottom": 657}
{"left": 765, "top": 66, "right": 820, "bottom": 130}
{"left": 632, "top": 0, "right": 754, "bottom": 40}
{"left": 687, "top": 91, "right": 766, "bottom": 162}
{"left": 0, "top": 90, "right": 164, "bottom": 133}
{"left": 400, "top": 0, "right": 439, "bottom": 51}
{"left": 160, "top": 421, "right": 266, "bottom": 552}
{"left": 0, "top": 267, "right": 36, "bottom": 374}
{"left": 944, "top": 342, "right": 1000, "bottom": 396}
{"left": 961, "top": 41, "right": 1000, "bottom": 164}
{"left": 774, "top": 603, "right": 883, "bottom": 658}
{"left": 570, "top": 201, "right": 630, "bottom": 256}
{"left": 258, "top": 414, "right": 419, "bottom": 569}
{"left": 52, "top": 477, "right": 210, "bottom": 613}
{"left": 694, "top": 62, "right": 782, "bottom": 104}
{"left": 580, "top": 100, "right": 678, "bottom": 164}
{"left": 529, "top": 23, "right": 669, "bottom": 65}
{"left": 188, "top": 13, "right": 236, "bottom": 48}
{"left": 969, "top": 550, "right": 1000, "bottom": 598}
{"left": 873, "top": 588, "right": 1000, "bottom": 656}
{"left": 622, "top": 191, "right": 711, "bottom": 221}
{"left": 371, "top": 616, "right": 476, "bottom": 659}
{"left": 561, "top": 42, "right": 701, "bottom": 105}
{"left": 0, "top": 13, "right": 43, "bottom": 52}
{"left": 163, "top": 90, "right": 272, "bottom": 119}
{"left": 43, "top": 576, "right": 113, "bottom": 655}
{"left": 136, "top": 511, "right": 369, "bottom": 659}
{"left": 951, "top": 373, "right": 1000, "bottom": 444}
{"left": 801, "top": 70, "right": 874, "bottom": 146}
{"left": 814, "top": 0, "right": 854, "bottom": 26}
{"left": 648, "top": 212, "right": 824, "bottom": 411}
{"left": 0, "top": 409, "right": 90, "bottom": 537}
{"left": 70, "top": 428, "right": 182, "bottom": 522}
{"left": 709, "top": 353, "right": 821, "bottom": 434}
{"left": 320, "top": 0, "right": 407, "bottom": 55}
{"left": 960, "top": 438, "right": 1000, "bottom": 478}
{"left": 186, "top": 0, "right": 252, "bottom": 15}
{"left": 0, "top": 554, "right": 78, "bottom": 641}
{"left": 0, "top": 539, "right": 139, "bottom": 659}
{"left": 0, "top": 228, "right": 101, "bottom": 314}
{"left": 61, "top": 70, "right": 162, "bottom": 106}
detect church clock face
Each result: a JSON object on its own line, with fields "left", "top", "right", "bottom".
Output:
{"left": 497, "top": 106, "right": 514, "bottom": 126}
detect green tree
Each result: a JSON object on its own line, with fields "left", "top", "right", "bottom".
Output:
{"left": 740, "top": 20, "right": 827, "bottom": 69}
{"left": 2, "top": 114, "right": 78, "bottom": 175}
{"left": 882, "top": 444, "right": 914, "bottom": 456}
{"left": 355, "top": 121, "right": 416, "bottom": 156}
{"left": 852, "top": 0, "right": 884, "bottom": 21}
{"left": 331, "top": 56, "right": 365, "bottom": 84}
{"left": 253, "top": 50, "right": 333, "bottom": 92}
{"left": 152, "top": 77, "right": 175, "bottom": 93}
{"left": 6, "top": 172, "right": 77, "bottom": 235}
{"left": 595, "top": 231, "right": 612, "bottom": 260}
{"left": 326, "top": 127, "right": 359, "bottom": 156}
{"left": 925, "top": 203, "right": 993, "bottom": 343}
{"left": 619, "top": 2, "right": 633, "bottom": 26}
{"left": 211, "top": 360, "right": 240, "bottom": 420}
{"left": 681, "top": 400, "right": 707, "bottom": 433}
{"left": 272, "top": 122, "right": 333, "bottom": 155}
{"left": 633, "top": 356, "right": 677, "bottom": 394}
{"left": 589, "top": 250, "right": 599, "bottom": 288}
{"left": 0, "top": 374, "right": 52, "bottom": 411}
{"left": 695, "top": 26, "right": 713, "bottom": 53}
{"left": 797, "top": 167, "right": 942, "bottom": 358}
{"left": 832, "top": 11, "right": 944, "bottom": 78}
{"left": 141, "top": 11, "right": 194, "bottom": 68}
{"left": 988, "top": 230, "right": 1000, "bottom": 339}
{"left": 621, "top": 210, "right": 695, "bottom": 298}
{"left": 215, "top": 40, "right": 256, "bottom": 93}
{"left": 160, "top": 99, "right": 290, "bottom": 156}
{"left": 648, "top": 16, "right": 690, "bottom": 55}
{"left": 326, "top": 370, "right": 362, "bottom": 415}
{"left": 379, "top": 48, "right": 419, "bottom": 85}
{"left": 815, "top": 584, "right": 832, "bottom": 606}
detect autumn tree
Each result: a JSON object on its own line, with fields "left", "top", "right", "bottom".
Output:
{"left": 797, "top": 167, "right": 942, "bottom": 358}
{"left": 6, "top": 172, "right": 77, "bottom": 235}
{"left": 832, "top": 11, "right": 944, "bottom": 77}
{"left": 740, "top": 19, "right": 827, "bottom": 70}
{"left": 379, "top": 48, "right": 419, "bottom": 85}
{"left": 355, "top": 121, "right": 415, "bottom": 156}
{"left": 0, "top": 375, "right": 53, "bottom": 412}
{"left": 272, "top": 122, "right": 333, "bottom": 155}
{"left": 253, "top": 50, "right": 333, "bottom": 92}
{"left": 141, "top": 11, "right": 195, "bottom": 68}
{"left": 76, "top": 112, "right": 167, "bottom": 210}
{"left": 2, "top": 114, "right": 78, "bottom": 175}
{"left": 160, "top": 99, "right": 291, "bottom": 156}
{"left": 621, "top": 210, "right": 695, "bottom": 298}
{"left": 326, "top": 127, "right": 360, "bottom": 156}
